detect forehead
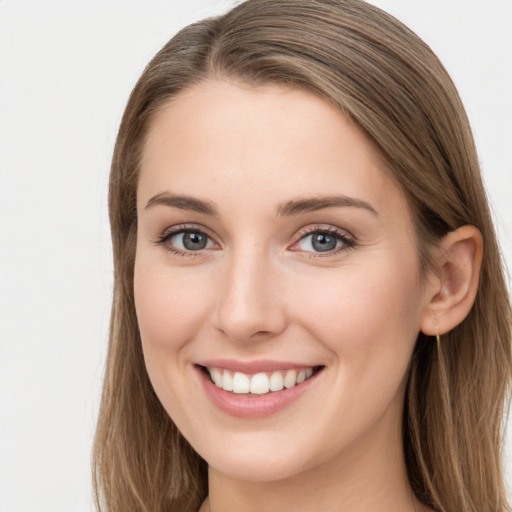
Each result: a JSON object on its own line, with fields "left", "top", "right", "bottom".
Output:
{"left": 138, "top": 79, "right": 409, "bottom": 222}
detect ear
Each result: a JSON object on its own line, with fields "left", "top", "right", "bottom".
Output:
{"left": 420, "top": 225, "right": 483, "bottom": 336}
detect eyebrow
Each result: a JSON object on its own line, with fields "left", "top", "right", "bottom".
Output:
{"left": 145, "top": 193, "right": 218, "bottom": 216}
{"left": 144, "top": 192, "right": 378, "bottom": 217}
{"left": 276, "top": 195, "right": 378, "bottom": 217}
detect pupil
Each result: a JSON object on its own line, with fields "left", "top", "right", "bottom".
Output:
{"left": 312, "top": 233, "right": 337, "bottom": 252}
{"left": 183, "top": 232, "right": 207, "bottom": 250}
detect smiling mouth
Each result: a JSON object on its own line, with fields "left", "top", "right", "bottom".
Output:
{"left": 199, "top": 365, "right": 324, "bottom": 395}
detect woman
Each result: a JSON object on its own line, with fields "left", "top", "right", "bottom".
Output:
{"left": 93, "top": 1, "right": 512, "bottom": 511}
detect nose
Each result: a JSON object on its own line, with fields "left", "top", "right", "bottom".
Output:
{"left": 214, "top": 248, "right": 287, "bottom": 343}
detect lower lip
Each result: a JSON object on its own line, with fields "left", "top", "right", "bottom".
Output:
{"left": 196, "top": 366, "right": 321, "bottom": 419}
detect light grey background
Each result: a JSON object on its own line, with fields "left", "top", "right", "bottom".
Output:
{"left": 0, "top": 1, "right": 510, "bottom": 510}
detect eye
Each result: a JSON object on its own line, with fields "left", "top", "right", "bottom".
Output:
{"left": 171, "top": 231, "right": 213, "bottom": 251}
{"left": 156, "top": 226, "right": 217, "bottom": 255}
{"left": 292, "top": 227, "right": 355, "bottom": 255}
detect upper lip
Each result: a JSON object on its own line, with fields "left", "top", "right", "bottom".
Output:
{"left": 197, "top": 359, "right": 322, "bottom": 374}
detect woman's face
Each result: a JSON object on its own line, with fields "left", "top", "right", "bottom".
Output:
{"left": 135, "top": 80, "right": 434, "bottom": 481}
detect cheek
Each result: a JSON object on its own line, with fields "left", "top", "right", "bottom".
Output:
{"left": 134, "top": 260, "right": 210, "bottom": 352}
{"left": 284, "top": 256, "right": 424, "bottom": 451}
{"left": 133, "top": 256, "right": 217, "bottom": 413}
{"left": 133, "top": 257, "right": 216, "bottom": 425}
{"left": 293, "top": 252, "right": 424, "bottom": 379}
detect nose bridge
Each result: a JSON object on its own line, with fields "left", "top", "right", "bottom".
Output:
{"left": 215, "top": 243, "right": 285, "bottom": 342}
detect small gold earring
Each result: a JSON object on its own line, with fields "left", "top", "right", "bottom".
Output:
{"left": 436, "top": 333, "right": 441, "bottom": 349}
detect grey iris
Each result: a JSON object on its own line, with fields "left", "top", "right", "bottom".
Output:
{"left": 183, "top": 232, "right": 207, "bottom": 250}
{"left": 312, "top": 233, "right": 337, "bottom": 252}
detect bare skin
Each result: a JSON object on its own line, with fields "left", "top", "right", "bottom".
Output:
{"left": 135, "top": 79, "right": 481, "bottom": 512}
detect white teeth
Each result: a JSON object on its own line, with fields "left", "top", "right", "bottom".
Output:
{"left": 222, "top": 371, "right": 233, "bottom": 392}
{"left": 250, "top": 373, "right": 270, "bottom": 394}
{"left": 284, "top": 369, "right": 297, "bottom": 389}
{"left": 208, "top": 366, "right": 318, "bottom": 395}
{"left": 232, "top": 372, "right": 250, "bottom": 394}
{"left": 269, "top": 371, "right": 284, "bottom": 391}
{"left": 211, "top": 368, "right": 223, "bottom": 387}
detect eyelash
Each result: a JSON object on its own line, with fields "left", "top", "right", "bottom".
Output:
{"left": 154, "top": 224, "right": 356, "bottom": 258}
{"left": 155, "top": 224, "right": 213, "bottom": 258}
{"left": 292, "top": 225, "right": 356, "bottom": 258}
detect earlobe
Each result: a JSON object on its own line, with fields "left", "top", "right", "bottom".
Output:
{"left": 420, "top": 225, "right": 483, "bottom": 336}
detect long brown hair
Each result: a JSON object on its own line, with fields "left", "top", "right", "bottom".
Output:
{"left": 93, "top": 1, "right": 512, "bottom": 511}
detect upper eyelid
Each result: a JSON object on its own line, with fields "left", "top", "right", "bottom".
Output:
{"left": 294, "top": 224, "right": 355, "bottom": 241}
{"left": 160, "top": 223, "right": 214, "bottom": 239}
{"left": 159, "top": 223, "right": 351, "bottom": 237}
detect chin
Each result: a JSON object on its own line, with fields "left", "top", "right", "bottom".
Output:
{"left": 207, "top": 452, "right": 308, "bottom": 483}
{"left": 191, "top": 429, "right": 324, "bottom": 483}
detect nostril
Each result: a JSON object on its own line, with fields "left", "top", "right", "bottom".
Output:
{"left": 215, "top": 326, "right": 279, "bottom": 344}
